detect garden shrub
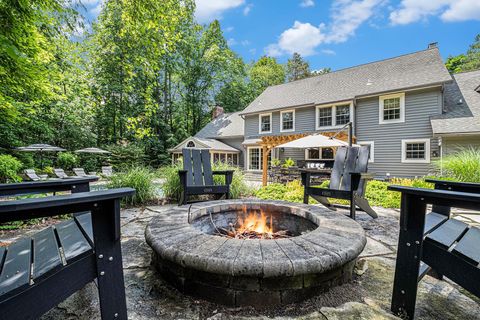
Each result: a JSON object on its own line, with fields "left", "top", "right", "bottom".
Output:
{"left": 271, "top": 158, "right": 281, "bottom": 166}
{"left": 255, "top": 177, "right": 434, "bottom": 209}
{"left": 107, "top": 142, "right": 147, "bottom": 170}
{"left": 282, "top": 158, "right": 295, "bottom": 168}
{"left": 0, "top": 154, "right": 23, "bottom": 182}
{"left": 107, "top": 167, "right": 156, "bottom": 206}
{"left": 159, "top": 161, "right": 253, "bottom": 202}
{"left": 57, "top": 152, "right": 78, "bottom": 170}
{"left": 40, "top": 166, "right": 55, "bottom": 176}
{"left": 435, "top": 147, "right": 480, "bottom": 183}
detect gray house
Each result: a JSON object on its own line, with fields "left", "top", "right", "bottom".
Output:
{"left": 172, "top": 45, "right": 480, "bottom": 179}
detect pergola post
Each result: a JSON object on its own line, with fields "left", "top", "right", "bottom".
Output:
{"left": 262, "top": 146, "right": 270, "bottom": 186}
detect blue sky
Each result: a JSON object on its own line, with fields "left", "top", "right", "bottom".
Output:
{"left": 82, "top": 0, "right": 480, "bottom": 71}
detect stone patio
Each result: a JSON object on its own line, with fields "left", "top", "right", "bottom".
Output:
{"left": 6, "top": 202, "right": 478, "bottom": 319}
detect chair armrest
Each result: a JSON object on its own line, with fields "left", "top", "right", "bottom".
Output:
{"left": 388, "top": 186, "right": 480, "bottom": 212}
{"left": 349, "top": 172, "right": 374, "bottom": 192}
{"left": 0, "top": 188, "right": 135, "bottom": 224}
{"left": 299, "top": 169, "right": 332, "bottom": 176}
{"left": 425, "top": 179, "right": 480, "bottom": 194}
{"left": 212, "top": 170, "right": 234, "bottom": 185}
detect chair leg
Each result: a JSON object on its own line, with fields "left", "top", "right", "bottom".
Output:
{"left": 354, "top": 194, "right": 378, "bottom": 218}
{"left": 180, "top": 192, "right": 187, "bottom": 205}
{"left": 350, "top": 192, "right": 356, "bottom": 220}
{"left": 310, "top": 194, "right": 336, "bottom": 211}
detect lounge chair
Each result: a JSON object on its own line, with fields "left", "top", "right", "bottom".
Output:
{"left": 24, "top": 169, "right": 45, "bottom": 181}
{"left": 178, "top": 148, "right": 233, "bottom": 205}
{"left": 73, "top": 168, "right": 96, "bottom": 177}
{"left": 388, "top": 180, "right": 480, "bottom": 319}
{"left": 300, "top": 145, "right": 377, "bottom": 219}
{"left": 54, "top": 168, "right": 74, "bottom": 179}
{"left": 101, "top": 166, "right": 113, "bottom": 177}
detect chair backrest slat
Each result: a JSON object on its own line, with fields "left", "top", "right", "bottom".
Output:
{"left": 201, "top": 150, "right": 214, "bottom": 185}
{"left": 192, "top": 149, "right": 204, "bottom": 186}
{"left": 340, "top": 147, "right": 360, "bottom": 191}
{"left": 355, "top": 145, "right": 370, "bottom": 196}
{"left": 182, "top": 149, "right": 195, "bottom": 186}
{"left": 54, "top": 169, "right": 68, "bottom": 179}
{"left": 329, "top": 147, "right": 347, "bottom": 190}
{"left": 25, "top": 169, "right": 40, "bottom": 181}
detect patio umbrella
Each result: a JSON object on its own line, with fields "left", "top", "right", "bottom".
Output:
{"left": 16, "top": 143, "right": 66, "bottom": 168}
{"left": 74, "top": 147, "right": 111, "bottom": 154}
{"left": 275, "top": 134, "right": 356, "bottom": 149}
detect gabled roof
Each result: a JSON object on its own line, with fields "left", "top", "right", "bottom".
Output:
{"left": 240, "top": 48, "right": 452, "bottom": 115}
{"left": 169, "top": 137, "right": 240, "bottom": 153}
{"left": 431, "top": 69, "right": 480, "bottom": 135}
{"left": 195, "top": 112, "right": 244, "bottom": 139}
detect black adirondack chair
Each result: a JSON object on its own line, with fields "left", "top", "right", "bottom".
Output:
{"left": 389, "top": 180, "right": 480, "bottom": 319}
{"left": 178, "top": 148, "right": 233, "bottom": 205}
{"left": 300, "top": 145, "right": 377, "bottom": 219}
{"left": 0, "top": 180, "right": 134, "bottom": 319}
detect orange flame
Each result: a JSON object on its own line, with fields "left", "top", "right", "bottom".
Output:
{"left": 237, "top": 206, "right": 273, "bottom": 235}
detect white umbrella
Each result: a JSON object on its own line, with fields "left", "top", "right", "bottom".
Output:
{"left": 275, "top": 134, "right": 356, "bottom": 149}
{"left": 75, "top": 147, "right": 111, "bottom": 154}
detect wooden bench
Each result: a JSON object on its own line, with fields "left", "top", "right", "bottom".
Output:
{"left": 388, "top": 180, "right": 480, "bottom": 319}
{"left": 0, "top": 183, "right": 134, "bottom": 319}
{"left": 179, "top": 148, "right": 233, "bottom": 205}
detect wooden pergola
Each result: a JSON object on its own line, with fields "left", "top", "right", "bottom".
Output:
{"left": 259, "top": 131, "right": 354, "bottom": 186}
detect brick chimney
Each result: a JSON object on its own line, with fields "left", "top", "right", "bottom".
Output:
{"left": 428, "top": 42, "right": 438, "bottom": 49}
{"left": 212, "top": 105, "right": 224, "bottom": 119}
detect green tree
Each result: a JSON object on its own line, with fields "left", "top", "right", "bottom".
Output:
{"left": 248, "top": 56, "right": 285, "bottom": 98}
{"left": 444, "top": 34, "right": 480, "bottom": 73}
{"left": 311, "top": 68, "right": 332, "bottom": 76}
{"left": 286, "top": 52, "right": 311, "bottom": 82}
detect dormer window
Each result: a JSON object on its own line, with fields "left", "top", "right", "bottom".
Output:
{"left": 379, "top": 93, "right": 405, "bottom": 124}
{"left": 259, "top": 113, "right": 272, "bottom": 134}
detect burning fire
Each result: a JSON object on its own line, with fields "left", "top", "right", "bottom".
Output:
{"left": 214, "top": 205, "right": 290, "bottom": 239}
{"left": 237, "top": 207, "right": 273, "bottom": 235}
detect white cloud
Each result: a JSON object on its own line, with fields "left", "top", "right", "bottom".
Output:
{"left": 243, "top": 4, "right": 253, "bottom": 16}
{"left": 321, "top": 49, "right": 336, "bottom": 55}
{"left": 225, "top": 26, "right": 235, "bottom": 32}
{"left": 195, "top": 0, "right": 245, "bottom": 23}
{"left": 241, "top": 40, "right": 250, "bottom": 46}
{"left": 265, "top": 21, "right": 326, "bottom": 57}
{"left": 227, "top": 38, "right": 237, "bottom": 46}
{"left": 390, "top": 0, "right": 480, "bottom": 25}
{"left": 265, "top": 0, "right": 382, "bottom": 57}
{"left": 300, "top": 0, "right": 315, "bottom": 8}
{"left": 326, "top": 0, "right": 385, "bottom": 43}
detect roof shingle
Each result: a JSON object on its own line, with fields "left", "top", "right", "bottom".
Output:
{"left": 241, "top": 48, "right": 452, "bottom": 115}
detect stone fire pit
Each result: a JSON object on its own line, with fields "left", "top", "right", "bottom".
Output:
{"left": 145, "top": 200, "right": 366, "bottom": 307}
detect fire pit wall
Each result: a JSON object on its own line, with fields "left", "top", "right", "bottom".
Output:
{"left": 146, "top": 200, "right": 366, "bottom": 308}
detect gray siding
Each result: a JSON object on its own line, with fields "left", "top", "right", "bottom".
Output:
{"left": 219, "top": 137, "right": 244, "bottom": 166}
{"left": 244, "top": 87, "right": 443, "bottom": 177}
{"left": 442, "top": 135, "right": 480, "bottom": 154}
{"left": 356, "top": 88, "right": 441, "bottom": 178}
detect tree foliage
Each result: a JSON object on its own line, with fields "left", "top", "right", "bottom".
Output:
{"left": 445, "top": 34, "right": 480, "bottom": 73}
{"left": 286, "top": 52, "right": 311, "bottom": 82}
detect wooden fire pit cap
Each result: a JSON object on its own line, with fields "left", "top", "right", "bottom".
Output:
{"left": 145, "top": 199, "right": 366, "bottom": 278}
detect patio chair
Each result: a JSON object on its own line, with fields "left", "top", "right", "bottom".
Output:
{"left": 178, "top": 148, "right": 233, "bottom": 205}
{"left": 0, "top": 183, "right": 135, "bottom": 319}
{"left": 73, "top": 167, "right": 95, "bottom": 177}
{"left": 300, "top": 146, "right": 377, "bottom": 219}
{"left": 54, "top": 168, "right": 74, "bottom": 179}
{"left": 388, "top": 180, "right": 480, "bottom": 319}
{"left": 24, "top": 169, "right": 44, "bottom": 181}
{"left": 101, "top": 166, "right": 114, "bottom": 177}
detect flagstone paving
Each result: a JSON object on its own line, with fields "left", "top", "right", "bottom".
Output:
{"left": 16, "top": 203, "right": 478, "bottom": 319}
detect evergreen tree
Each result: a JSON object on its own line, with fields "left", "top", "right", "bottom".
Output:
{"left": 286, "top": 52, "right": 311, "bottom": 81}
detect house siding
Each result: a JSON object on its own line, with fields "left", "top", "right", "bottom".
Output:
{"left": 356, "top": 88, "right": 441, "bottom": 178}
{"left": 442, "top": 135, "right": 480, "bottom": 154}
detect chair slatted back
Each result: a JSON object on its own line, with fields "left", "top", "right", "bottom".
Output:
{"left": 25, "top": 169, "right": 40, "bottom": 181}
{"left": 54, "top": 169, "right": 68, "bottom": 179}
{"left": 329, "top": 147, "right": 347, "bottom": 190}
{"left": 329, "top": 146, "right": 370, "bottom": 196}
{"left": 182, "top": 149, "right": 214, "bottom": 187}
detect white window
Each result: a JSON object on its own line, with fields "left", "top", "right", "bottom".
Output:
{"left": 280, "top": 110, "right": 295, "bottom": 132}
{"left": 316, "top": 103, "right": 353, "bottom": 129}
{"left": 212, "top": 152, "right": 239, "bottom": 165}
{"left": 401, "top": 139, "right": 430, "bottom": 163}
{"left": 305, "top": 148, "right": 334, "bottom": 160}
{"left": 357, "top": 141, "right": 374, "bottom": 163}
{"left": 247, "top": 147, "right": 263, "bottom": 171}
{"left": 379, "top": 93, "right": 405, "bottom": 124}
{"left": 259, "top": 113, "right": 272, "bottom": 134}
